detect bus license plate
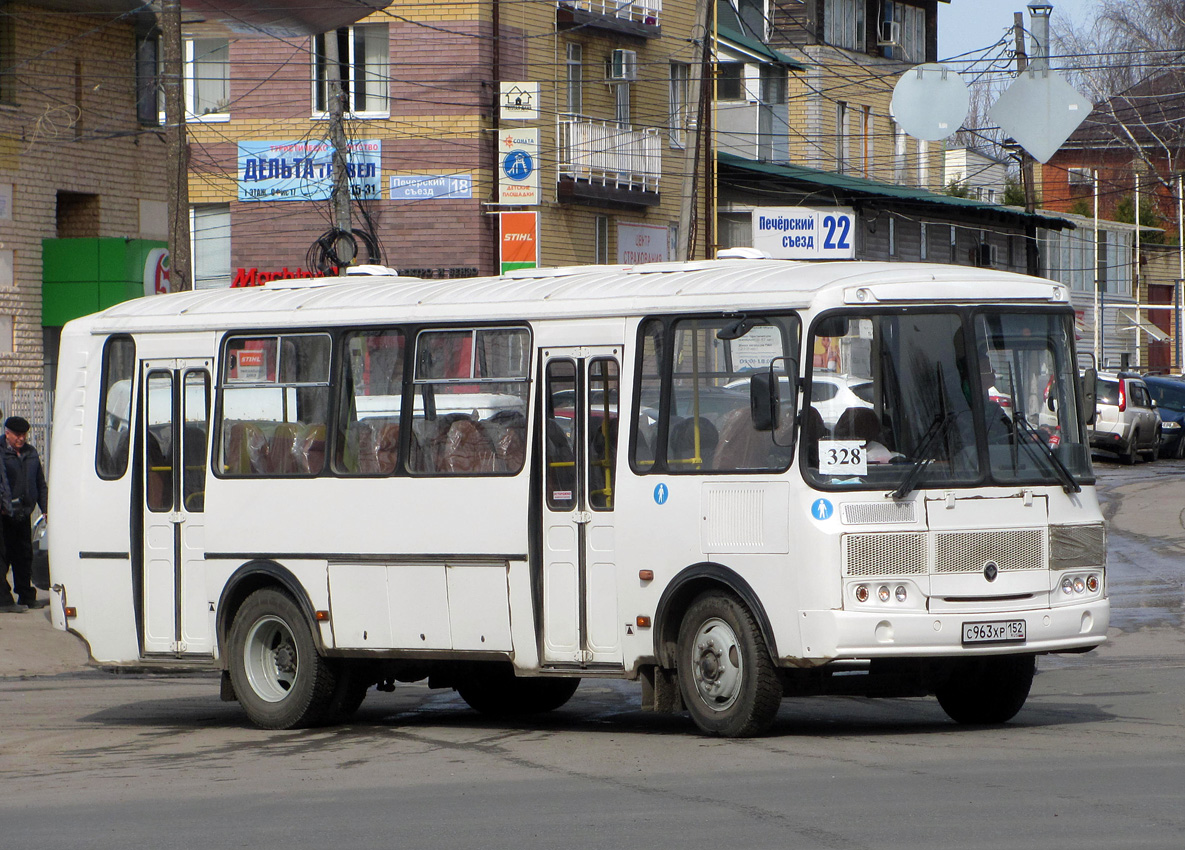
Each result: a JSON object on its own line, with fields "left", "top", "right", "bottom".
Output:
{"left": 962, "top": 620, "right": 1026, "bottom": 645}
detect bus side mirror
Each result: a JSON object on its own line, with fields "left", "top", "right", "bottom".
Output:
{"left": 1081, "top": 367, "right": 1097, "bottom": 426}
{"left": 750, "top": 370, "right": 780, "bottom": 431}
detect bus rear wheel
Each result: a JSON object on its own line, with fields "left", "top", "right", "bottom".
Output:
{"left": 228, "top": 588, "right": 336, "bottom": 729}
{"left": 456, "top": 666, "right": 580, "bottom": 716}
{"left": 935, "top": 654, "right": 1035, "bottom": 725}
{"left": 676, "top": 592, "right": 781, "bottom": 737}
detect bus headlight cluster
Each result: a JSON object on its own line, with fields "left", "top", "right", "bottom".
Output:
{"left": 854, "top": 583, "right": 909, "bottom": 605}
{"left": 1060, "top": 573, "right": 1101, "bottom": 596}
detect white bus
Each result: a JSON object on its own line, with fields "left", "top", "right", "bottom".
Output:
{"left": 48, "top": 259, "right": 1108, "bottom": 736}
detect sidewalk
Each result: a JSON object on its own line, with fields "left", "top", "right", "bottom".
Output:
{"left": 0, "top": 603, "right": 92, "bottom": 677}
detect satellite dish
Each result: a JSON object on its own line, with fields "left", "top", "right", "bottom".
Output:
{"left": 890, "top": 63, "right": 970, "bottom": 141}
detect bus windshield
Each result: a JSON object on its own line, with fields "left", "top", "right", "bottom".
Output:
{"left": 804, "top": 310, "right": 1090, "bottom": 491}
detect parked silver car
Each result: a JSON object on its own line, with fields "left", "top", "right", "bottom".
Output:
{"left": 1090, "top": 371, "right": 1160, "bottom": 464}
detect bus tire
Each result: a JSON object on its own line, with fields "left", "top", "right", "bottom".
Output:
{"left": 228, "top": 588, "right": 336, "bottom": 729}
{"left": 935, "top": 654, "right": 1035, "bottom": 725}
{"left": 676, "top": 591, "right": 781, "bottom": 737}
{"left": 457, "top": 667, "right": 580, "bottom": 717}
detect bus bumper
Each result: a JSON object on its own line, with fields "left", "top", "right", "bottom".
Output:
{"left": 796, "top": 599, "right": 1109, "bottom": 661}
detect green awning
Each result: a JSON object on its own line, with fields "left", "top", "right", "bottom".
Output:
{"left": 717, "top": 25, "right": 803, "bottom": 70}
{"left": 719, "top": 152, "right": 1074, "bottom": 231}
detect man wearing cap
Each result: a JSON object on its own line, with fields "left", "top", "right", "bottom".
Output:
{"left": 0, "top": 416, "right": 47, "bottom": 612}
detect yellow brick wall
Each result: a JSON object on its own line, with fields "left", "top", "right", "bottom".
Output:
{"left": 0, "top": 6, "right": 168, "bottom": 390}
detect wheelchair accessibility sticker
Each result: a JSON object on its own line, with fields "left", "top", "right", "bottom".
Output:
{"left": 810, "top": 498, "right": 833, "bottom": 521}
{"left": 653, "top": 483, "right": 669, "bottom": 505}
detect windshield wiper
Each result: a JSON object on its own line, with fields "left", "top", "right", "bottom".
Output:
{"left": 890, "top": 411, "right": 956, "bottom": 501}
{"left": 1011, "top": 415, "right": 1081, "bottom": 494}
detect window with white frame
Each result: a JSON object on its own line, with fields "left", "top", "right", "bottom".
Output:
{"left": 669, "top": 62, "right": 689, "bottom": 148}
{"left": 189, "top": 38, "right": 230, "bottom": 118}
{"left": 734, "top": 0, "right": 767, "bottom": 40}
{"left": 920, "top": 221, "right": 928, "bottom": 260}
{"left": 835, "top": 101, "right": 847, "bottom": 172}
{"left": 566, "top": 43, "right": 583, "bottom": 115}
{"left": 882, "top": 1, "right": 926, "bottom": 63}
{"left": 191, "top": 204, "right": 231, "bottom": 290}
{"left": 595, "top": 215, "right": 610, "bottom": 263}
{"left": 716, "top": 62, "right": 745, "bottom": 100}
{"left": 614, "top": 80, "right": 630, "bottom": 125}
{"left": 313, "top": 24, "right": 389, "bottom": 116}
{"left": 824, "top": 0, "right": 866, "bottom": 51}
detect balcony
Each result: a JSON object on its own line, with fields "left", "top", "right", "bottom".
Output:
{"left": 556, "top": 0, "right": 661, "bottom": 39}
{"left": 557, "top": 116, "right": 662, "bottom": 209}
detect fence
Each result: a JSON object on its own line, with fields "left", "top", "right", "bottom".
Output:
{"left": 0, "top": 388, "right": 53, "bottom": 468}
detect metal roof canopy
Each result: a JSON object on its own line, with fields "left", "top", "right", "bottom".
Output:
{"left": 28, "top": 1, "right": 390, "bottom": 36}
{"left": 718, "top": 153, "right": 1076, "bottom": 232}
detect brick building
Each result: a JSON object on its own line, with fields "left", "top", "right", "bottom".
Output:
{"left": 0, "top": 2, "right": 169, "bottom": 414}
{"left": 181, "top": 1, "right": 707, "bottom": 285}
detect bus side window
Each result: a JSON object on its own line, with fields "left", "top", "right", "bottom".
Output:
{"left": 219, "top": 333, "right": 331, "bottom": 477}
{"left": 96, "top": 336, "right": 136, "bottom": 480}
{"left": 336, "top": 329, "right": 405, "bottom": 475}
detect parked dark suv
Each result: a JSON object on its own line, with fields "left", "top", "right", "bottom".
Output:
{"left": 1090, "top": 372, "right": 1160, "bottom": 464}
{"left": 1143, "top": 374, "right": 1185, "bottom": 459}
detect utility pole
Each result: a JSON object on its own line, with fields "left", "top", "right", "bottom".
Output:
{"left": 324, "top": 32, "right": 353, "bottom": 275}
{"left": 1014, "top": 10, "right": 1039, "bottom": 277}
{"left": 161, "top": 0, "right": 191, "bottom": 291}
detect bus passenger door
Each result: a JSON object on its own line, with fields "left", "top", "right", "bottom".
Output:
{"left": 141, "top": 359, "right": 213, "bottom": 657}
{"left": 540, "top": 349, "right": 623, "bottom": 667}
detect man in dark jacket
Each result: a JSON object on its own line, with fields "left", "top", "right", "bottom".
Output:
{"left": 0, "top": 416, "right": 47, "bottom": 612}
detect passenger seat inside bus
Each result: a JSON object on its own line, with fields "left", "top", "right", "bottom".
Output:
{"left": 224, "top": 421, "right": 267, "bottom": 474}
{"left": 484, "top": 409, "right": 527, "bottom": 473}
{"left": 437, "top": 418, "right": 498, "bottom": 473}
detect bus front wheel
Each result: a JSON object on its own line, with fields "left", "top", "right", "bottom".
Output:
{"left": 228, "top": 588, "right": 336, "bottom": 729}
{"left": 935, "top": 654, "right": 1035, "bottom": 725}
{"left": 676, "top": 592, "right": 781, "bottom": 737}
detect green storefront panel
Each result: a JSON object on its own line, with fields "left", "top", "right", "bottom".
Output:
{"left": 43, "top": 237, "right": 167, "bottom": 327}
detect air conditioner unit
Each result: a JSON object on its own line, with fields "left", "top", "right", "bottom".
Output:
{"left": 878, "top": 20, "right": 901, "bottom": 46}
{"left": 609, "top": 49, "right": 637, "bottom": 81}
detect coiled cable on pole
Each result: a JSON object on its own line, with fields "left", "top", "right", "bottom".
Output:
{"left": 306, "top": 227, "right": 382, "bottom": 276}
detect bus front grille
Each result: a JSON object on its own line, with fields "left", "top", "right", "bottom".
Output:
{"left": 843, "top": 532, "right": 927, "bottom": 576}
{"left": 843, "top": 528, "right": 1046, "bottom": 577}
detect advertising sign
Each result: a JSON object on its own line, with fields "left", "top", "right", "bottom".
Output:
{"left": 238, "top": 139, "right": 382, "bottom": 202}
{"left": 389, "top": 174, "right": 473, "bottom": 200}
{"left": 500, "top": 212, "right": 538, "bottom": 274}
{"left": 617, "top": 222, "right": 669, "bottom": 265}
{"left": 500, "top": 82, "right": 539, "bottom": 121}
{"left": 751, "top": 207, "right": 856, "bottom": 260}
{"left": 497, "top": 128, "right": 539, "bottom": 205}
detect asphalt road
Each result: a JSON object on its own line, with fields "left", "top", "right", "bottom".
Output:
{"left": 2, "top": 458, "right": 1183, "bottom": 849}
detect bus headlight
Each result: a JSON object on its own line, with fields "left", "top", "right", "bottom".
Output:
{"left": 878, "top": 585, "right": 891, "bottom": 603}
{"left": 895, "top": 585, "right": 908, "bottom": 603}
{"left": 855, "top": 585, "right": 869, "bottom": 603}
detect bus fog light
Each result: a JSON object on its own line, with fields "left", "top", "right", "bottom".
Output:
{"left": 1061, "top": 577, "right": 1074, "bottom": 595}
{"left": 877, "top": 585, "right": 891, "bottom": 603}
{"left": 854, "top": 585, "right": 869, "bottom": 603}
{"left": 895, "top": 585, "right": 908, "bottom": 603}
{"left": 1073, "top": 577, "right": 1086, "bottom": 594}
{"left": 1086, "top": 574, "right": 1100, "bottom": 593}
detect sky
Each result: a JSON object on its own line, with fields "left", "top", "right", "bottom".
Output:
{"left": 938, "top": 0, "right": 1101, "bottom": 65}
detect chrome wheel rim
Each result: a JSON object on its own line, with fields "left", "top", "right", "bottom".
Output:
{"left": 689, "top": 617, "right": 743, "bottom": 711}
{"left": 243, "top": 615, "right": 299, "bottom": 703}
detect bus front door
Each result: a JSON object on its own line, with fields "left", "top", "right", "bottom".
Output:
{"left": 141, "top": 359, "right": 213, "bottom": 657}
{"left": 540, "top": 349, "right": 623, "bottom": 667}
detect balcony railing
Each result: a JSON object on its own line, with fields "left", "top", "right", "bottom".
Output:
{"left": 552, "top": 0, "right": 658, "bottom": 35}
{"left": 557, "top": 115, "right": 661, "bottom": 196}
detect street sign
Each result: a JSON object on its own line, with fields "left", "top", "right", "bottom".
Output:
{"left": 988, "top": 69, "right": 1092, "bottom": 164}
{"left": 890, "top": 63, "right": 969, "bottom": 141}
